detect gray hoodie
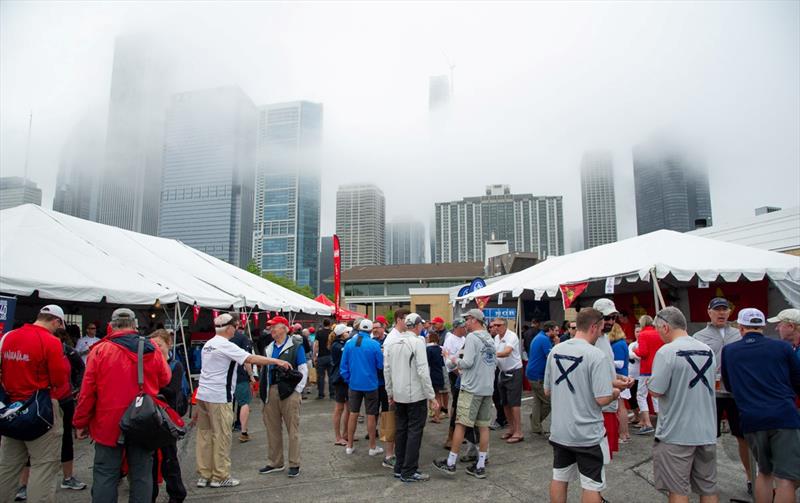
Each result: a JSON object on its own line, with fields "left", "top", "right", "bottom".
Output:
{"left": 449, "top": 329, "right": 497, "bottom": 396}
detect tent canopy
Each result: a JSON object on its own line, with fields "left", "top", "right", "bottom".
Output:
{"left": 313, "top": 294, "right": 363, "bottom": 321}
{"left": 458, "top": 230, "right": 800, "bottom": 303}
{"left": 0, "top": 204, "right": 333, "bottom": 314}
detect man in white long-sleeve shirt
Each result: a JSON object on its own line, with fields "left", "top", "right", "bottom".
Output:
{"left": 384, "top": 313, "right": 439, "bottom": 483}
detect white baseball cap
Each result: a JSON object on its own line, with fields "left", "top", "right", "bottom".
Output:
{"left": 39, "top": 304, "right": 65, "bottom": 322}
{"left": 737, "top": 308, "right": 766, "bottom": 327}
{"left": 593, "top": 298, "right": 618, "bottom": 316}
{"left": 358, "top": 319, "right": 373, "bottom": 332}
{"left": 767, "top": 308, "right": 800, "bottom": 324}
{"left": 333, "top": 324, "right": 348, "bottom": 336}
{"left": 404, "top": 313, "right": 425, "bottom": 328}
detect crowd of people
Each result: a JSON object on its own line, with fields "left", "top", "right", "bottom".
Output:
{"left": 0, "top": 297, "right": 798, "bottom": 502}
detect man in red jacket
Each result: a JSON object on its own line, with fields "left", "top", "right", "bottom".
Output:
{"left": 633, "top": 315, "right": 664, "bottom": 435}
{"left": 73, "top": 308, "right": 171, "bottom": 502}
{"left": 0, "top": 304, "right": 70, "bottom": 503}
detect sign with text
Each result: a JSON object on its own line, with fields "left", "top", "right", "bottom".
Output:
{"left": 483, "top": 308, "right": 517, "bottom": 320}
{"left": 0, "top": 295, "right": 16, "bottom": 334}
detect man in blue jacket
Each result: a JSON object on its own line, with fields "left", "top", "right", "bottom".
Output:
{"left": 526, "top": 321, "right": 555, "bottom": 434}
{"left": 340, "top": 318, "right": 384, "bottom": 457}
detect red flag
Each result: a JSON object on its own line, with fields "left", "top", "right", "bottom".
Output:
{"left": 475, "top": 296, "right": 490, "bottom": 309}
{"left": 333, "top": 234, "right": 342, "bottom": 319}
{"left": 559, "top": 282, "right": 590, "bottom": 310}
{"left": 253, "top": 311, "right": 260, "bottom": 327}
{"left": 240, "top": 312, "right": 247, "bottom": 326}
{"left": 212, "top": 309, "right": 219, "bottom": 320}
{"left": 192, "top": 305, "right": 200, "bottom": 323}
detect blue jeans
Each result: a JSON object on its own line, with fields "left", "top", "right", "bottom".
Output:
{"left": 92, "top": 443, "right": 153, "bottom": 503}
{"left": 316, "top": 355, "right": 333, "bottom": 398}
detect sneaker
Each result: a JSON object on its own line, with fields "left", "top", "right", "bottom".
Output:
{"left": 432, "top": 459, "right": 456, "bottom": 475}
{"left": 634, "top": 426, "right": 655, "bottom": 435}
{"left": 382, "top": 456, "right": 396, "bottom": 469}
{"left": 258, "top": 465, "right": 286, "bottom": 474}
{"left": 345, "top": 447, "right": 355, "bottom": 455}
{"left": 239, "top": 432, "right": 250, "bottom": 443}
{"left": 369, "top": 446, "right": 384, "bottom": 457}
{"left": 210, "top": 478, "right": 240, "bottom": 488}
{"left": 465, "top": 464, "right": 487, "bottom": 479}
{"left": 316, "top": 395, "right": 325, "bottom": 400}
{"left": 287, "top": 467, "right": 300, "bottom": 478}
{"left": 393, "top": 471, "right": 401, "bottom": 479}
{"left": 197, "top": 478, "right": 209, "bottom": 488}
{"left": 488, "top": 421, "right": 502, "bottom": 431}
{"left": 14, "top": 486, "right": 26, "bottom": 502}
{"left": 60, "top": 477, "right": 87, "bottom": 490}
{"left": 400, "top": 472, "right": 430, "bottom": 483}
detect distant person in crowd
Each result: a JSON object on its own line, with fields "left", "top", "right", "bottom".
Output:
{"left": 259, "top": 316, "right": 307, "bottom": 479}
{"left": 649, "top": 307, "right": 719, "bottom": 503}
{"left": 194, "top": 313, "right": 290, "bottom": 488}
{"left": 526, "top": 320, "right": 553, "bottom": 435}
{"left": 493, "top": 318, "right": 524, "bottom": 443}
{"left": 430, "top": 317, "right": 451, "bottom": 414}
{"left": 384, "top": 313, "right": 439, "bottom": 482}
{"left": 487, "top": 321, "right": 508, "bottom": 431}
{"left": 434, "top": 309, "right": 496, "bottom": 479}
{"left": 329, "top": 324, "right": 351, "bottom": 446}
{"left": 371, "top": 317, "right": 396, "bottom": 468}
{"left": 692, "top": 297, "right": 752, "bottom": 494}
{"left": 314, "top": 319, "right": 334, "bottom": 399}
{"left": 230, "top": 327, "right": 255, "bottom": 443}
{"left": 633, "top": 314, "right": 662, "bottom": 435}
{"left": 442, "top": 318, "right": 468, "bottom": 450}
{"left": 340, "top": 319, "right": 384, "bottom": 457}
{"left": 425, "top": 331, "right": 446, "bottom": 423}
{"left": 560, "top": 320, "right": 576, "bottom": 343}
{"left": 386, "top": 308, "right": 410, "bottom": 343}
{"left": 722, "top": 308, "right": 800, "bottom": 503}
{"left": 75, "top": 322, "right": 100, "bottom": 363}
{"left": 609, "top": 323, "right": 631, "bottom": 443}
{"left": 522, "top": 319, "right": 541, "bottom": 357}
{"left": 770, "top": 308, "right": 800, "bottom": 361}
{"left": 627, "top": 326, "right": 642, "bottom": 425}
{"left": 72, "top": 308, "right": 170, "bottom": 502}
{"left": 545, "top": 308, "right": 618, "bottom": 503}
{"left": 592, "top": 299, "right": 635, "bottom": 459}
{"left": 149, "top": 329, "right": 187, "bottom": 503}
{"left": 421, "top": 320, "right": 431, "bottom": 339}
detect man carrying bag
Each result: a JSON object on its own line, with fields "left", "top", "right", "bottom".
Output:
{"left": 0, "top": 305, "right": 69, "bottom": 503}
{"left": 73, "top": 308, "right": 171, "bottom": 502}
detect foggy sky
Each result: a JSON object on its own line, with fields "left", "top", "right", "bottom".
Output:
{"left": 2, "top": 1, "right": 798, "bottom": 253}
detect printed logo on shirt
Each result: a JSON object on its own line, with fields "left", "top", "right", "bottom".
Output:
{"left": 676, "top": 349, "right": 714, "bottom": 393}
{"left": 2, "top": 350, "right": 30, "bottom": 362}
{"left": 554, "top": 354, "right": 583, "bottom": 393}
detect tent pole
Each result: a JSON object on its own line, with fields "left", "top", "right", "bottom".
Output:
{"left": 650, "top": 269, "right": 666, "bottom": 312}
{"left": 516, "top": 295, "right": 522, "bottom": 334}
{"left": 176, "top": 302, "right": 194, "bottom": 394}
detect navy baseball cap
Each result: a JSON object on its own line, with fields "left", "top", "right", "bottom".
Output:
{"left": 708, "top": 298, "right": 730, "bottom": 310}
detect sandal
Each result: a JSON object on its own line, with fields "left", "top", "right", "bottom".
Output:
{"left": 500, "top": 432, "right": 513, "bottom": 440}
{"left": 506, "top": 436, "right": 524, "bottom": 444}
{"left": 334, "top": 439, "right": 347, "bottom": 446}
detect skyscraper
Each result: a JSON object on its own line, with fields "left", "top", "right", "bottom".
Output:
{"left": 335, "top": 184, "right": 386, "bottom": 270}
{"left": 386, "top": 220, "right": 426, "bottom": 265}
{"left": 158, "top": 86, "right": 256, "bottom": 267}
{"left": 53, "top": 113, "right": 105, "bottom": 220}
{"left": 429, "top": 75, "right": 451, "bottom": 111}
{"left": 96, "top": 34, "right": 171, "bottom": 234}
{"left": 633, "top": 141, "right": 712, "bottom": 234}
{"left": 252, "top": 101, "right": 322, "bottom": 287}
{"left": 0, "top": 177, "right": 41, "bottom": 210}
{"left": 580, "top": 150, "right": 618, "bottom": 249}
{"left": 434, "top": 185, "right": 564, "bottom": 263}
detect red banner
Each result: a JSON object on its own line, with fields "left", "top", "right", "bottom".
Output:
{"left": 212, "top": 309, "right": 219, "bottom": 320}
{"left": 475, "top": 296, "right": 490, "bottom": 309}
{"left": 253, "top": 311, "right": 259, "bottom": 327}
{"left": 333, "top": 234, "right": 342, "bottom": 319}
{"left": 192, "top": 305, "right": 200, "bottom": 323}
{"left": 240, "top": 312, "right": 247, "bottom": 326}
{"left": 687, "top": 280, "right": 768, "bottom": 322}
{"left": 559, "top": 282, "right": 589, "bottom": 310}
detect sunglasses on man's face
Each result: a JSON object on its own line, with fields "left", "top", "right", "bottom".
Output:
{"left": 569, "top": 326, "right": 577, "bottom": 330}
{"left": 490, "top": 323, "right": 503, "bottom": 327}
{"left": 603, "top": 315, "right": 617, "bottom": 321}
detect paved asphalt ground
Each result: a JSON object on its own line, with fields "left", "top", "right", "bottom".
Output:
{"left": 56, "top": 390, "right": 763, "bottom": 503}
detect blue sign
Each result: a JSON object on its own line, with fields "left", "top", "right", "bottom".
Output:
{"left": 468, "top": 277, "right": 486, "bottom": 293}
{"left": 457, "top": 285, "right": 471, "bottom": 298}
{"left": 0, "top": 295, "right": 17, "bottom": 334}
{"left": 483, "top": 308, "right": 517, "bottom": 320}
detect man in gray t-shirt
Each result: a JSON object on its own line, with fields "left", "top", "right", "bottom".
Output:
{"left": 649, "top": 307, "right": 719, "bottom": 501}
{"left": 544, "top": 308, "right": 618, "bottom": 501}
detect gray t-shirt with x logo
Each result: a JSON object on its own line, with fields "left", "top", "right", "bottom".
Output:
{"left": 544, "top": 338, "right": 614, "bottom": 447}
{"left": 648, "top": 336, "right": 717, "bottom": 445}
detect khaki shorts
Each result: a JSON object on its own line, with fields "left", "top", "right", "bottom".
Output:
{"left": 456, "top": 390, "right": 493, "bottom": 428}
{"left": 653, "top": 440, "right": 717, "bottom": 496}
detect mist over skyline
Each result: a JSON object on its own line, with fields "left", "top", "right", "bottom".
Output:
{"left": 2, "top": 1, "right": 798, "bottom": 253}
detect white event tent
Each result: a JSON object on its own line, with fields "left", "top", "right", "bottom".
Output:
{"left": 457, "top": 230, "right": 800, "bottom": 307}
{"left": 0, "top": 204, "right": 333, "bottom": 315}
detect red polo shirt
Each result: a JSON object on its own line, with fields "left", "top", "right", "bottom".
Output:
{"left": 1, "top": 323, "right": 69, "bottom": 402}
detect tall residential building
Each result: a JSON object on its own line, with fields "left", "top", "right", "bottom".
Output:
{"left": 386, "top": 220, "right": 426, "bottom": 265}
{"left": 0, "top": 177, "right": 42, "bottom": 210}
{"left": 429, "top": 75, "right": 451, "bottom": 111}
{"left": 252, "top": 101, "right": 322, "bottom": 288}
{"left": 96, "top": 34, "right": 171, "bottom": 234}
{"left": 158, "top": 86, "right": 256, "bottom": 267}
{"left": 53, "top": 113, "right": 105, "bottom": 220}
{"left": 335, "top": 184, "right": 386, "bottom": 270}
{"left": 317, "top": 235, "right": 334, "bottom": 296}
{"left": 434, "top": 185, "right": 564, "bottom": 263}
{"left": 633, "top": 141, "right": 712, "bottom": 234}
{"left": 580, "top": 150, "right": 618, "bottom": 248}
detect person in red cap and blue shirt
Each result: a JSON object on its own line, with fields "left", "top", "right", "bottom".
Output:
{"left": 259, "top": 316, "right": 308, "bottom": 478}
{"left": 0, "top": 304, "right": 69, "bottom": 503}
{"left": 722, "top": 307, "right": 800, "bottom": 503}
{"left": 430, "top": 316, "right": 452, "bottom": 416}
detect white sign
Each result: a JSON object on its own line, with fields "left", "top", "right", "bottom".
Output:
{"left": 698, "top": 279, "right": 709, "bottom": 289}
{"left": 605, "top": 277, "right": 615, "bottom": 294}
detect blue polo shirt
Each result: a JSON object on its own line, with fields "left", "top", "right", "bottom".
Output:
{"left": 721, "top": 332, "right": 800, "bottom": 433}
{"left": 526, "top": 331, "right": 552, "bottom": 381}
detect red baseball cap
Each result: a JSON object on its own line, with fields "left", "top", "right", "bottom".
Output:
{"left": 309, "top": 327, "right": 315, "bottom": 333}
{"left": 431, "top": 316, "right": 445, "bottom": 324}
{"left": 375, "top": 315, "right": 388, "bottom": 325}
{"left": 268, "top": 316, "right": 290, "bottom": 327}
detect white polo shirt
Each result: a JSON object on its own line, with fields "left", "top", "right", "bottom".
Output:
{"left": 494, "top": 329, "right": 523, "bottom": 372}
{"left": 196, "top": 335, "right": 250, "bottom": 404}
